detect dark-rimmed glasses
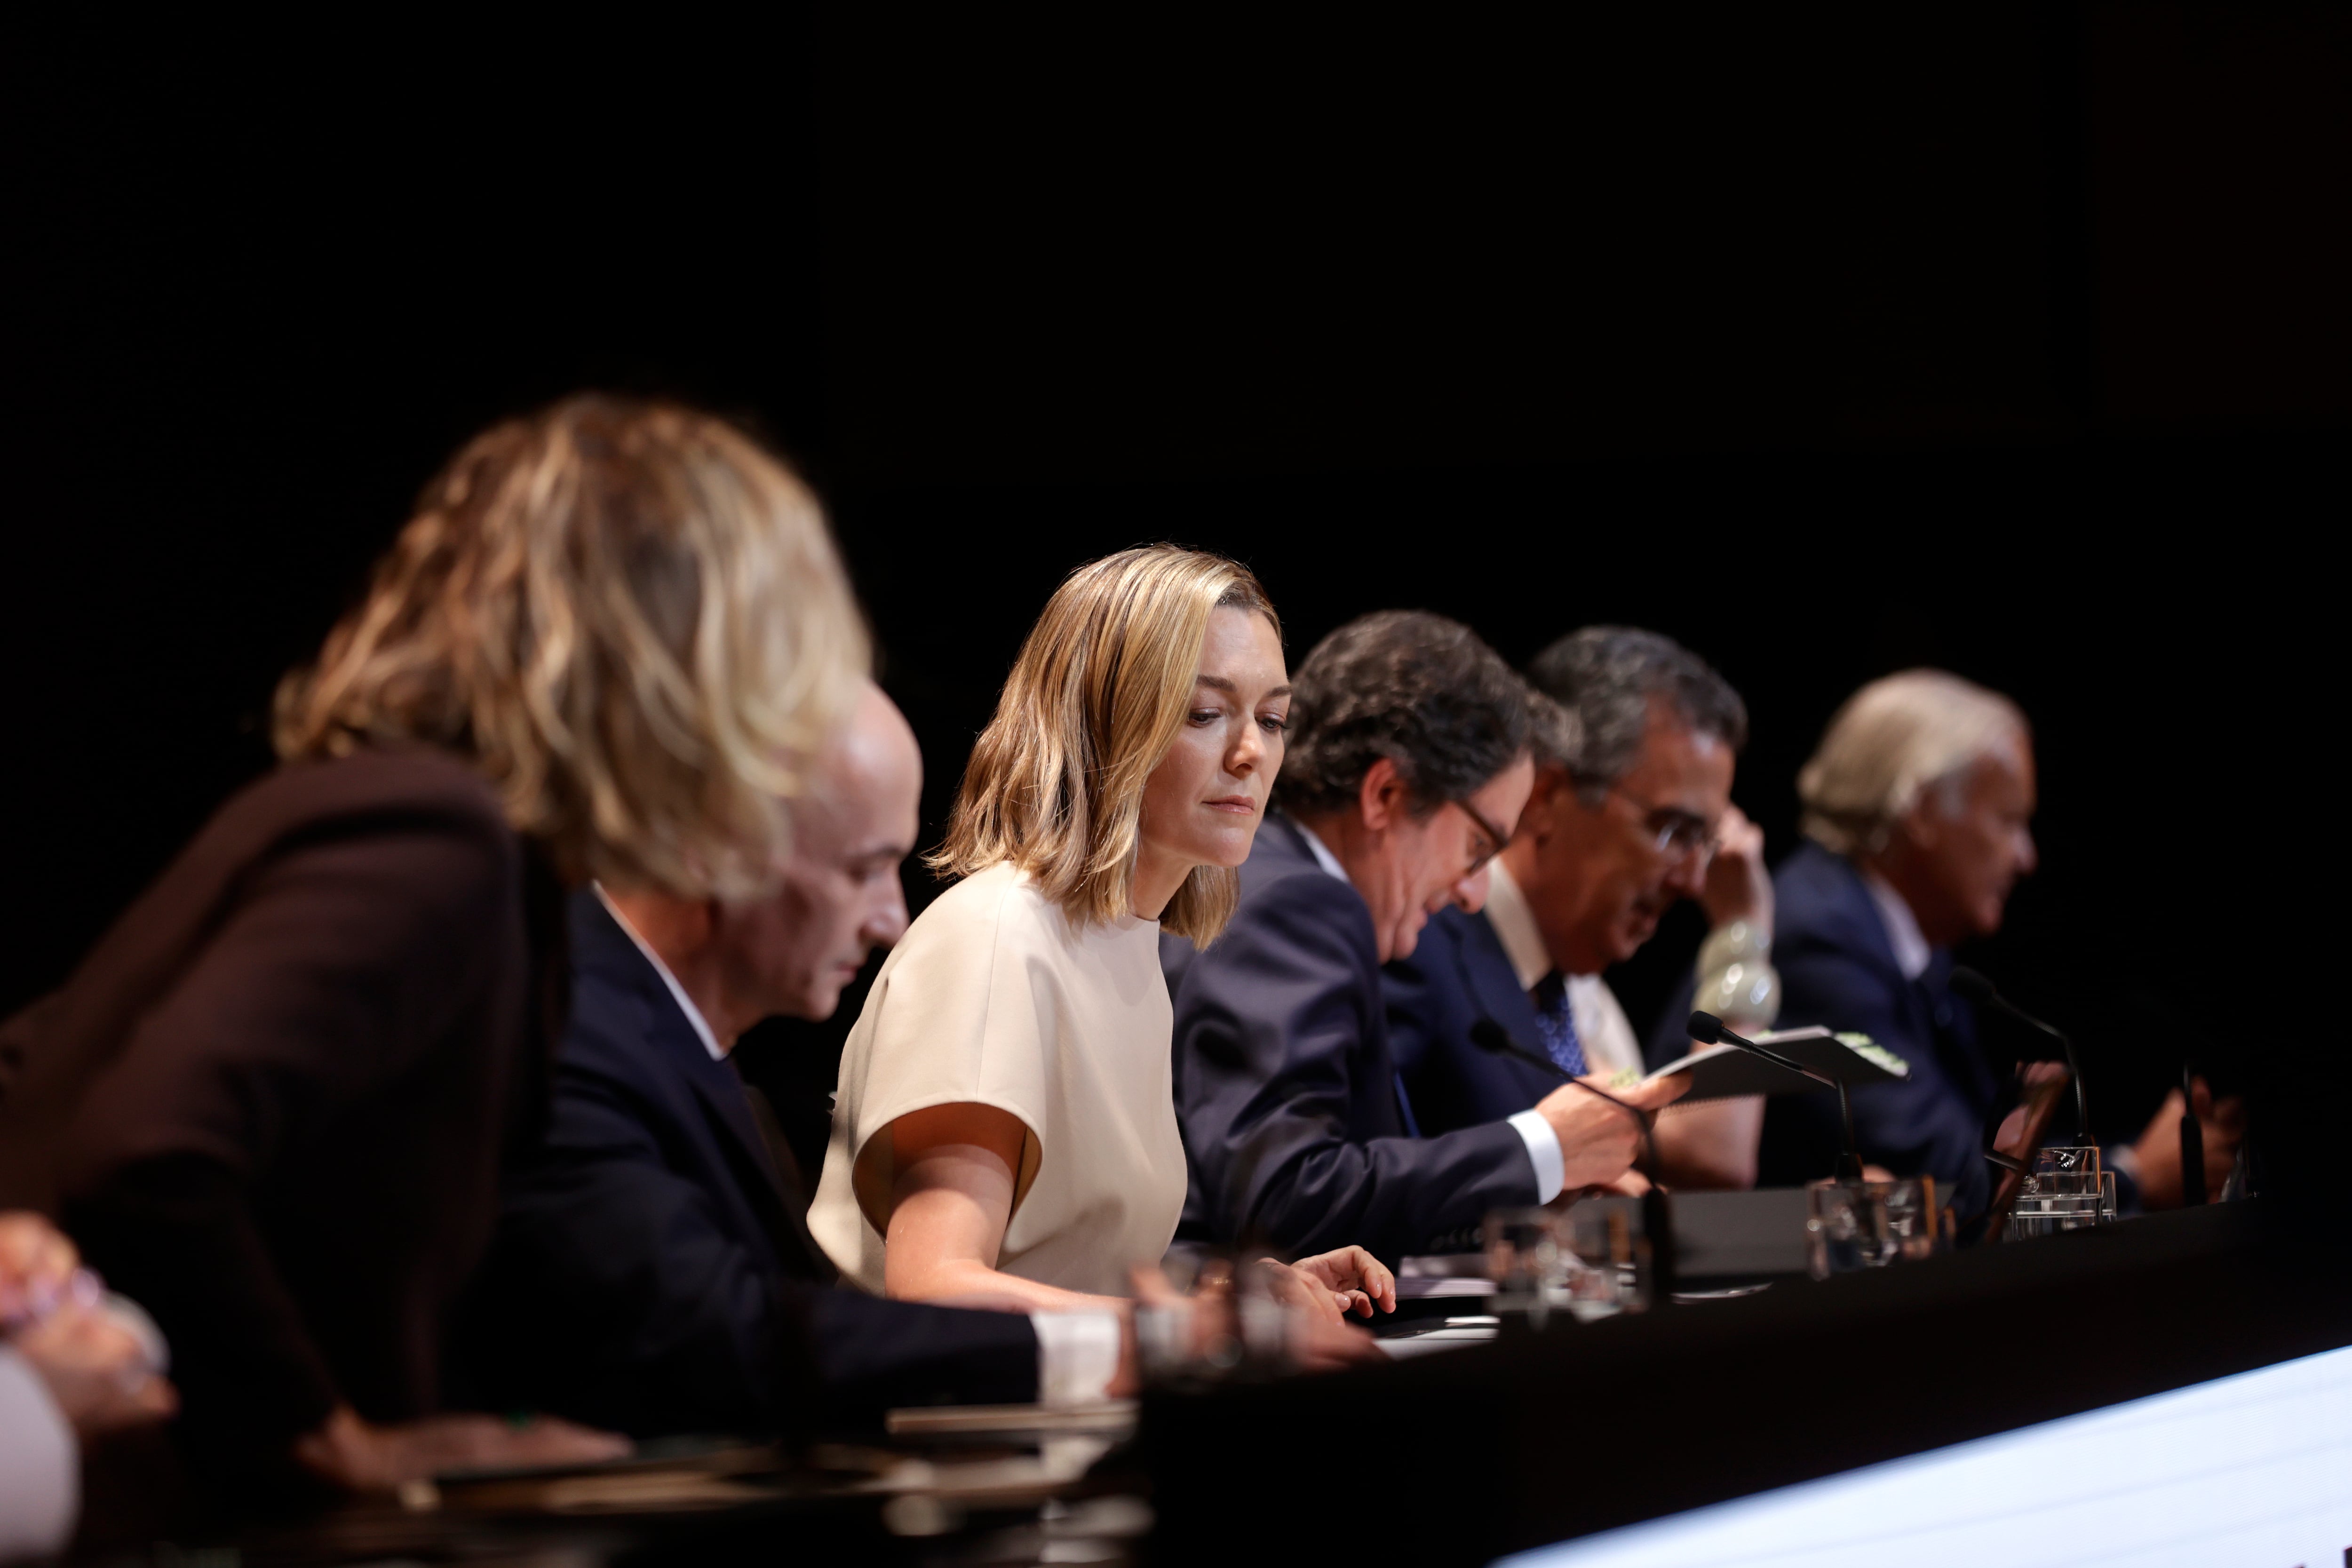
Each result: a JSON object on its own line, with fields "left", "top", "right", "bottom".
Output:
{"left": 1452, "top": 797, "right": 1514, "bottom": 877}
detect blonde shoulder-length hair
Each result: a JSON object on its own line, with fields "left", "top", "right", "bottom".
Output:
{"left": 932, "top": 545, "right": 1279, "bottom": 943}
{"left": 273, "top": 393, "right": 870, "bottom": 900}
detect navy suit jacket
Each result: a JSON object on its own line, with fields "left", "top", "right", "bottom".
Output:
{"left": 1645, "top": 842, "right": 1996, "bottom": 1221}
{"left": 1383, "top": 905, "right": 1561, "bottom": 1133}
{"left": 460, "top": 893, "right": 1038, "bottom": 1439}
{"left": 1163, "top": 815, "right": 1538, "bottom": 1261}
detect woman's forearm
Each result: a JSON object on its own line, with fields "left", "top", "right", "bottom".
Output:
{"left": 882, "top": 1252, "right": 1121, "bottom": 1314}
{"left": 882, "top": 1118, "right": 1125, "bottom": 1313}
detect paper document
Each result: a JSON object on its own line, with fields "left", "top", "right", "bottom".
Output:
{"left": 1641, "top": 1027, "right": 1908, "bottom": 1101}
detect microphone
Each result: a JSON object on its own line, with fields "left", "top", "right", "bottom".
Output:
{"left": 1466, "top": 1018, "right": 1675, "bottom": 1299}
{"left": 1948, "top": 967, "right": 2090, "bottom": 1145}
{"left": 1688, "top": 1011, "right": 1866, "bottom": 1183}
{"left": 2179, "top": 1062, "right": 2206, "bottom": 1207}
{"left": 1467, "top": 1020, "right": 1661, "bottom": 1178}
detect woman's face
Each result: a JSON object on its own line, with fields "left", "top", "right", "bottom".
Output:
{"left": 1139, "top": 607, "right": 1290, "bottom": 880}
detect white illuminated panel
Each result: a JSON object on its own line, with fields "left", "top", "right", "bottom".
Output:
{"left": 1498, "top": 1342, "right": 2352, "bottom": 1568}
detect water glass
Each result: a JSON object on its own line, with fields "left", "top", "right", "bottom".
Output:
{"left": 1135, "top": 1253, "right": 1297, "bottom": 1386}
{"left": 2008, "top": 1146, "right": 2118, "bottom": 1238}
{"left": 1806, "top": 1176, "right": 1944, "bottom": 1278}
{"left": 1484, "top": 1201, "right": 1648, "bottom": 1325}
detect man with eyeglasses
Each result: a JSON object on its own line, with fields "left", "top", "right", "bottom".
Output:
{"left": 1163, "top": 612, "right": 1685, "bottom": 1262}
{"left": 1383, "top": 626, "right": 1775, "bottom": 1190}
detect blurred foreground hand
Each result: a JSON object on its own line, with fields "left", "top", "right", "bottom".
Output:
{"left": 2130, "top": 1079, "right": 2247, "bottom": 1209}
{"left": 2, "top": 1211, "right": 176, "bottom": 1443}
{"left": 294, "top": 1405, "right": 630, "bottom": 1493}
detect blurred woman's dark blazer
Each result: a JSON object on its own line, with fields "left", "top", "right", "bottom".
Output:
{"left": 0, "top": 747, "right": 561, "bottom": 1481}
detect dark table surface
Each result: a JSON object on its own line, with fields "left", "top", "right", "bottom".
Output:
{"left": 99, "top": 1201, "right": 2338, "bottom": 1568}
{"left": 1143, "top": 1199, "right": 2344, "bottom": 1565}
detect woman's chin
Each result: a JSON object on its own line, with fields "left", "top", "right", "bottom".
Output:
{"left": 1182, "top": 839, "right": 1256, "bottom": 873}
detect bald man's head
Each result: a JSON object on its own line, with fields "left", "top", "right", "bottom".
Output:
{"left": 705, "top": 682, "right": 922, "bottom": 1027}
{"left": 814, "top": 682, "right": 922, "bottom": 848}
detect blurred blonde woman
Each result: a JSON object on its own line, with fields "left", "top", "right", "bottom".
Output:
{"left": 0, "top": 396, "right": 866, "bottom": 1497}
{"left": 810, "top": 546, "right": 1392, "bottom": 1319}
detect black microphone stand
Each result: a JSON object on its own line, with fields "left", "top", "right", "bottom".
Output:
{"left": 1687, "top": 1011, "right": 1867, "bottom": 1183}
{"left": 1468, "top": 1019, "right": 1665, "bottom": 1178}
{"left": 1949, "top": 966, "right": 2090, "bottom": 1146}
{"left": 1453, "top": 943, "right": 1676, "bottom": 1300}
{"left": 2179, "top": 1061, "right": 2207, "bottom": 1207}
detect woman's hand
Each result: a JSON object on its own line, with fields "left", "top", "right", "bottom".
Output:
{"left": 293, "top": 1404, "right": 629, "bottom": 1492}
{"left": 0, "top": 1212, "right": 83, "bottom": 1328}
{"left": 3, "top": 1210, "right": 176, "bottom": 1441}
{"left": 1275, "top": 1246, "right": 1396, "bottom": 1320}
{"left": 1129, "top": 1262, "right": 1385, "bottom": 1377}
{"left": 12, "top": 1300, "right": 176, "bottom": 1441}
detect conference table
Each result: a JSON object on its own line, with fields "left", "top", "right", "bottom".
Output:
{"left": 188, "top": 1198, "right": 2337, "bottom": 1567}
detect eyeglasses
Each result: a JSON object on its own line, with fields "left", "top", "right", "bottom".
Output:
{"left": 1451, "top": 797, "right": 1514, "bottom": 877}
{"left": 1611, "top": 786, "right": 1719, "bottom": 861}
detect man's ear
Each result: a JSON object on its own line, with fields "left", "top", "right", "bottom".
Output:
{"left": 1522, "top": 765, "right": 1575, "bottom": 844}
{"left": 1895, "top": 797, "right": 1942, "bottom": 853}
{"left": 1357, "top": 756, "right": 1408, "bottom": 832}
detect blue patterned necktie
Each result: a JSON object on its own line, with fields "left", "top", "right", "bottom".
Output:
{"left": 1530, "top": 970, "right": 1588, "bottom": 1078}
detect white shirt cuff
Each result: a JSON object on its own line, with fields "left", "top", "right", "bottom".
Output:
{"left": 1029, "top": 1310, "right": 1121, "bottom": 1407}
{"left": 0, "top": 1347, "right": 79, "bottom": 1560}
{"left": 1507, "top": 1109, "right": 1566, "bottom": 1204}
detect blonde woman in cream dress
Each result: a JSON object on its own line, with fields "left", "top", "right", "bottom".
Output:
{"left": 810, "top": 546, "right": 1391, "bottom": 1318}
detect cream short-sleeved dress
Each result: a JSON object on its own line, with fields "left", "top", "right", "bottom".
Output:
{"left": 809, "top": 861, "right": 1188, "bottom": 1298}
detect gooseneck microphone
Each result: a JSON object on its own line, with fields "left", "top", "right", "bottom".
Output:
{"left": 1466, "top": 1019, "right": 1662, "bottom": 1179}
{"left": 1688, "top": 1011, "right": 1866, "bottom": 1182}
{"left": 1948, "top": 966, "right": 2090, "bottom": 1145}
{"left": 2179, "top": 1062, "right": 2206, "bottom": 1207}
{"left": 1465, "top": 1015, "right": 1676, "bottom": 1299}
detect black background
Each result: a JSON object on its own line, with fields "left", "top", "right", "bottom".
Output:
{"left": 4, "top": 8, "right": 2342, "bottom": 1179}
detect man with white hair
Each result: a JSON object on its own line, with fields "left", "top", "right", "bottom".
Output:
{"left": 460, "top": 683, "right": 1094, "bottom": 1439}
{"left": 1740, "top": 669, "right": 2241, "bottom": 1222}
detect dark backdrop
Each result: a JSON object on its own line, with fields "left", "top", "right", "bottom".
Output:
{"left": 4, "top": 7, "right": 2341, "bottom": 1180}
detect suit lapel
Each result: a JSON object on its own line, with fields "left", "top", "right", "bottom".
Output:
{"left": 1816, "top": 850, "right": 1998, "bottom": 1113}
{"left": 1460, "top": 912, "right": 1564, "bottom": 1100}
{"left": 576, "top": 896, "right": 835, "bottom": 1281}
{"left": 1918, "top": 952, "right": 1998, "bottom": 1114}
{"left": 662, "top": 1008, "right": 842, "bottom": 1281}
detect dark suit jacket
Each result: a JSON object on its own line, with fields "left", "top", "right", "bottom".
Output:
{"left": 0, "top": 749, "right": 560, "bottom": 1478}
{"left": 1643, "top": 841, "right": 1997, "bottom": 1221}
{"left": 457, "top": 892, "right": 1038, "bottom": 1440}
{"left": 1383, "top": 906, "right": 1560, "bottom": 1134}
{"left": 1163, "top": 815, "right": 1538, "bottom": 1261}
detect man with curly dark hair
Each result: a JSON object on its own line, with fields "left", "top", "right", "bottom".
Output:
{"left": 1163, "top": 612, "right": 1685, "bottom": 1260}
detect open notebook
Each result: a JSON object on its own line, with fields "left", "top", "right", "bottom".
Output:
{"left": 1637, "top": 1026, "right": 1909, "bottom": 1102}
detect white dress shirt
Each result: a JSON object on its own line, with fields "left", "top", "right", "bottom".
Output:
{"left": 596, "top": 883, "right": 726, "bottom": 1061}
{"left": 592, "top": 885, "right": 1119, "bottom": 1407}
{"left": 1294, "top": 825, "right": 1567, "bottom": 1204}
{"left": 1481, "top": 861, "right": 1646, "bottom": 1078}
{"left": 1861, "top": 870, "right": 1932, "bottom": 982}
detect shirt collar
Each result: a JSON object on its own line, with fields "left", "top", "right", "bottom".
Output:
{"left": 1482, "top": 859, "right": 1553, "bottom": 993}
{"left": 1860, "top": 869, "right": 1933, "bottom": 983}
{"left": 593, "top": 883, "right": 727, "bottom": 1061}
{"left": 1292, "top": 819, "right": 1353, "bottom": 888}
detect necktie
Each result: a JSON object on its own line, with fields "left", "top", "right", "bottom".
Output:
{"left": 1530, "top": 970, "right": 1588, "bottom": 1078}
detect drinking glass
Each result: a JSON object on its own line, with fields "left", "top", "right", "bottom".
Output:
{"left": 1484, "top": 1202, "right": 1648, "bottom": 1325}
{"left": 2007, "top": 1146, "right": 2118, "bottom": 1238}
{"left": 1806, "top": 1176, "right": 1944, "bottom": 1278}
